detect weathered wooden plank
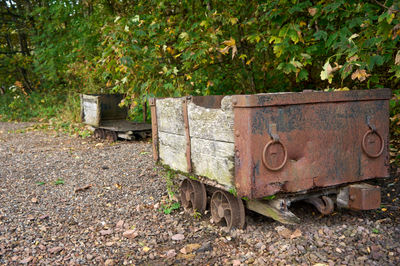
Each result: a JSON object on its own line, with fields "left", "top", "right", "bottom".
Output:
{"left": 99, "top": 120, "right": 151, "bottom": 132}
{"left": 188, "top": 96, "right": 234, "bottom": 142}
{"left": 158, "top": 131, "right": 187, "bottom": 172}
{"left": 156, "top": 98, "right": 185, "bottom": 135}
{"left": 191, "top": 138, "right": 235, "bottom": 187}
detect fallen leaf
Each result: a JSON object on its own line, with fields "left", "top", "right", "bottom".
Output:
{"left": 143, "top": 246, "right": 151, "bottom": 252}
{"left": 180, "top": 243, "right": 201, "bottom": 254}
{"left": 275, "top": 226, "right": 292, "bottom": 239}
{"left": 290, "top": 229, "right": 302, "bottom": 239}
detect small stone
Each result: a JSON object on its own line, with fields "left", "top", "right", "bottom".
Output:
{"left": 171, "top": 233, "right": 185, "bottom": 241}
{"left": 166, "top": 249, "right": 177, "bottom": 258}
{"left": 232, "top": 259, "right": 241, "bottom": 266}
{"left": 123, "top": 230, "right": 138, "bottom": 239}
{"left": 106, "top": 242, "right": 114, "bottom": 247}
{"left": 105, "top": 259, "right": 114, "bottom": 266}
{"left": 196, "top": 241, "right": 212, "bottom": 253}
{"left": 11, "top": 256, "right": 19, "bottom": 261}
{"left": 20, "top": 256, "right": 33, "bottom": 264}
{"left": 87, "top": 254, "right": 94, "bottom": 260}
{"left": 49, "top": 246, "right": 63, "bottom": 254}
{"left": 116, "top": 220, "right": 124, "bottom": 229}
{"left": 31, "top": 197, "right": 38, "bottom": 203}
{"left": 100, "top": 229, "right": 113, "bottom": 236}
{"left": 39, "top": 215, "right": 49, "bottom": 220}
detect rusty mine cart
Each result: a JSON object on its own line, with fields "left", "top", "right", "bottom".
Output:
{"left": 80, "top": 94, "right": 151, "bottom": 141}
{"left": 150, "top": 88, "right": 391, "bottom": 229}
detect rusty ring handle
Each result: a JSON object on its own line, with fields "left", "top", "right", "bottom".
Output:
{"left": 362, "top": 129, "right": 384, "bottom": 158}
{"left": 262, "top": 140, "right": 288, "bottom": 171}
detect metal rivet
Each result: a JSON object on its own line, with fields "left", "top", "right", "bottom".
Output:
{"left": 232, "top": 97, "right": 238, "bottom": 105}
{"left": 235, "top": 130, "right": 240, "bottom": 137}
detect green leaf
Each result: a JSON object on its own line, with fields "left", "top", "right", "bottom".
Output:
{"left": 313, "top": 30, "right": 328, "bottom": 41}
{"left": 368, "top": 55, "right": 384, "bottom": 71}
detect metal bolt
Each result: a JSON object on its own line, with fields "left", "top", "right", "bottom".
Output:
{"left": 235, "top": 130, "right": 240, "bottom": 137}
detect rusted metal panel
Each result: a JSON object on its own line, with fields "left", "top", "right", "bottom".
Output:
{"left": 348, "top": 184, "right": 381, "bottom": 210}
{"left": 234, "top": 89, "right": 391, "bottom": 199}
{"left": 149, "top": 98, "right": 159, "bottom": 161}
{"left": 232, "top": 88, "right": 392, "bottom": 108}
{"left": 182, "top": 97, "right": 192, "bottom": 173}
{"left": 191, "top": 95, "right": 225, "bottom": 109}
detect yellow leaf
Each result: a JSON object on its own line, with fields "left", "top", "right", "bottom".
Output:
{"left": 231, "top": 45, "right": 237, "bottom": 59}
{"left": 230, "top": 18, "right": 238, "bottom": 25}
{"left": 335, "top": 87, "right": 350, "bottom": 91}
{"left": 246, "top": 57, "right": 255, "bottom": 65}
{"left": 395, "top": 50, "right": 400, "bottom": 65}
{"left": 219, "top": 46, "right": 230, "bottom": 55}
{"left": 223, "top": 38, "right": 236, "bottom": 47}
{"left": 239, "top": 54, "right": 247, "bottom": 60}
{"left": 308, "top": 7, "right": 317, "bottom": 16}
{"left": 299, "top": 21, "right": 307, "bottom": 27}
{"left": 143, "top": 246, "right": 151, "bottom": 252}
{"left": 381, "top": 208, "right": 387, "bottom": 212}
{"left": 351, "top": 69, "right": 370, "bottom": 82}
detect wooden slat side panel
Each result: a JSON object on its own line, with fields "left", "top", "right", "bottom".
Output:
{"left": 158, "top": 132, "right": 188, "bottom": 172}
{"left": 156, "top": 98, "right": 185, "bottom": 135}
{"left": 191, "top": 138, "right": 235, "bottom": 187}
{"left": 188, "top": 96, "right": 234, "bottom": 143}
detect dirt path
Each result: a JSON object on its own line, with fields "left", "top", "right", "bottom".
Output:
{"left": 0, "top": 122, "right": 399, "bottom": 265}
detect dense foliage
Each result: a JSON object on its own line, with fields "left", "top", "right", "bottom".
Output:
{"left": 1, "top": 0, "right": 399, "bottom": 118}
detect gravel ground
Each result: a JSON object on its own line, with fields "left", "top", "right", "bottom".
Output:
{"left": 0, "top": 122, "right": 399, "bottom": 265}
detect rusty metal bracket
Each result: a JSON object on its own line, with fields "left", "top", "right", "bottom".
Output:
{"left": 182, "top": 97, "right": 192, "bottom": 173}
{"left": 305, "top": 196, "right": 334, "bottom": 215}
{"left": 149, "top": 98, "right": 159, "bottom": 161}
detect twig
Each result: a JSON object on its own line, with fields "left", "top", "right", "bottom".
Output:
{"left": 74, "top": 184, "right": 93, "bottom": 193}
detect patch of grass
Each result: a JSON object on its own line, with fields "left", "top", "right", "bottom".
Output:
{"left": 161, "top": 202, "right": 180, "bottom": 214}
{"left": 54, "top": 178, "right": 65, "bottom": 185}
{"left": 36, "top": 181, "right": 46, "bottom": 186}
{"left": 0, "top": 89, "right": 66, "bottom": 122}
{"left": 372, "top": 228, "right": 380, "bottom": 234}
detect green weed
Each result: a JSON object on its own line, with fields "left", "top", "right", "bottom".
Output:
{"left": 54, "top": 178, "right": 65, "bottom": 185}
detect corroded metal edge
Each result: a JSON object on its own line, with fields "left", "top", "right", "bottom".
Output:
{"left": 232, "top": 88, "right": 392, "bottom": 108}
{"left": 149, "top": 98, "right": 159, "bottom": 161}
{"left": 182, "top": 97, "right": 192, "bottom": 173}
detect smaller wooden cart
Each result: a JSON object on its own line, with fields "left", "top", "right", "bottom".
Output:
{"left": 80, "top": 94, "right": 151, "bottom": 141}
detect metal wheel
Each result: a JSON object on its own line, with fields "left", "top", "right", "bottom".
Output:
{"left": 94, "top": 128, "right": 105, "bottom": 139}
{"left": 105, "top": 130, "right": 118, "bottom": 142}
{"left": 210, "top": 190, "right": 245, "bottom": 230}
{"left": 180, "top": 179, "right": 207, "bottom": 212}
